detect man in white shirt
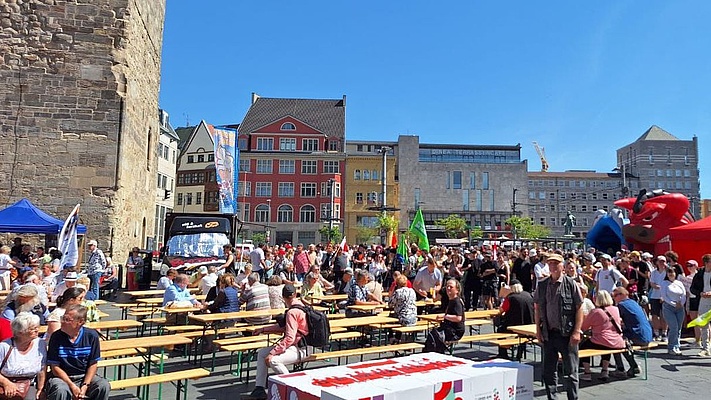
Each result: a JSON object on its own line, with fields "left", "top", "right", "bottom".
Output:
{"left": 250, "top": 243, "right": 267, "bottom": 282}
{"left": 199, "top": 266, "right": 218, "bottom": 295}
{"left": 595, "top": 253, "right": 628, "bottom": 294}
{"left": 533, "top": 251, "right": 550, "bottom": 283}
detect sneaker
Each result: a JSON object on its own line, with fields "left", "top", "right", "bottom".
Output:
{"left": 697, "top": 349, "right": 710, "bottom": 357}
{"left": 626, "top": 368, "right": 640, "bottom": 378}
{"left": 668, "top": 349, "right": 682, "bottom": 356}
{"left": 242, "top": 386, "right": 267, "bottom": 400}
{"left": 610, "top": 370, "right": 627, "bottom": 378}
{"left": 598, "top": 370, "right": 609, "bottom": 381}
{"left": 580, "top": 373, "right": 592, "bottom": 382}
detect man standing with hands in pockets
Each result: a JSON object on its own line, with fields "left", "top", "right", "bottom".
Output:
{"left": 534, "top": 253, "right": 584, "bottom": 400}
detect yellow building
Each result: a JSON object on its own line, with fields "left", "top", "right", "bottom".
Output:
{"left": 344, "top": 141, "right": 399, "bottom": 246}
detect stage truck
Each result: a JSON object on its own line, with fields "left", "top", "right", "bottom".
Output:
{"left": 161, "top": 212, "right": 251, "bottom": 273}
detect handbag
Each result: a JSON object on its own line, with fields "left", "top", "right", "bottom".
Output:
{"left": 0, "top": 341, "right": 32, "bottom": 400}
{"left": 603, "top": 307, "right": 633, "bottom": 352}
{"left": 424, "top": 327, "right": 447, "bottom": 354}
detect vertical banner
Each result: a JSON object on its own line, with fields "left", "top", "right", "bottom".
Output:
{"left": 408, "top": 208, "right": 430, "bottom": 252}
{"left": 213, "top": 126, "right": 239, "bottom": 214}
{"left": 58, "top": 203, "right": 81, "bottom": 269}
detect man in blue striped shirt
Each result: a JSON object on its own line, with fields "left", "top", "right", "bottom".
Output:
{"left": 46, "top": 304, "right": 109, "bottom": 400}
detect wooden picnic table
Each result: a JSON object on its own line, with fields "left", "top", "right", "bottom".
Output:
{"left": 87, "top": 319, "right": 143, "bottom": 339}
{"left": 137, "top": 297, "right": 169, "bottom": 305}
{"left": 328, "top": 315, "right": 398, "bottom": 329}
{"left": 312, "top": 294, "right": 347, "bottom": 302}
{"left": 346, "top": 304, "right": 387, "bottom": 313}
{"left": 100, "top": 334, "right": 193, "bottom": 399}
{"left": 506, "top": 323, "right": 537, "bottom": 337}
{"left": 124, "top": 288, "right": 199, "bottom": 297}
{"left": 464, "top": 309, "right": 500, "bottom": 319}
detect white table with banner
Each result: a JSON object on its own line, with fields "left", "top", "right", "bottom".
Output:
{"left": 268, "top": 353, "right": 534, "bottom": 400}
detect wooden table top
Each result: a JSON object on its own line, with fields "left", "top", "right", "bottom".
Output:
{"left": 100, "top": 334, "right": 192, "bottom": 352}
{"left": 346, "top": 304, "right": 387, "bottom": 312}
{"left": 189, "top": 308, "right": 283, "bottom": 324}
{"left": 464, "top": 309, "right": 500, "bottom": 319}
{"left": 311, "top": 294, "right": 348, "bottom": 302}
{"left": 328, "top": 315, "right": 398, "bottom": 329}
{"left": 507, "top": 324, "right": 537, "bottom": 337}
{"left": 137, "top": 297, "right": 168, "bottom": 305}
{"left": 86, "top": 319, "right": 143, "bottom": 331}
{"left": 159, "top": 306, "right": 203, "bottom": 314}
{"left": 125, "top": 288, "right": 198, "bottom": 297}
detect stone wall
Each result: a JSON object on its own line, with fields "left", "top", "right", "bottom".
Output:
{"left": 0, "top": 0, "right": 165, "bottom": 262}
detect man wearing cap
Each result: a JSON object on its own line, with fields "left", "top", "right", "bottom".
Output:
{"left": 245, "top": 284, "right": 314, "bottom": 400}
{"left": 188, "top": 266, "right": 209, "bottom": 289}
{"left": 594, "top": 254, "right": 628, "bottom": 295}
{"left": 534, "top": 253, "right": 584, "bottom": 400}
{"left": 86, "top": 240, "right": 106, "bottom": 301}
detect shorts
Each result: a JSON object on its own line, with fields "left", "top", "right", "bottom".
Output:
{"left": 649, "top": 298, "right": 662, "bottom": 317}
{"left": 482, "top": 280, "right": 498, "bottom": 297}
{"left": 689, "top": 296, "right": 700, "bottom": 312}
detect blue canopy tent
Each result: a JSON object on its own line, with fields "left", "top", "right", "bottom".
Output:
{"left": 0, "top": 199, "right": 87, "bottom": 234}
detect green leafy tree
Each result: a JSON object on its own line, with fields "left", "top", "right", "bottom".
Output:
{"left": 435, "top": 214, "right": 467, "bottom": 238}
{"left": 251, "top": 232, "right": 267, "bottom": 244}
{"left": 318, "top": 226, "right": 343, "bottom": 244}
{"left": 355, "top": 226, "right": 378, "bottom": 244}
{"left": 469, "top": 225, "right": 483, "bottom": 240}
{"left": 504, "top": 216, "right": 551, "bottom": 239}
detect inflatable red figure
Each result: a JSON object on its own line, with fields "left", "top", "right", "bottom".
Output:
{"left": 614, "top": 189, "right": 694, "bottom": 254}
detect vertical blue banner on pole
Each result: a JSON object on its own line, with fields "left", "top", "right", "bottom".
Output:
{"left": 213, "top": 127, "right": 239, "bottom": 214}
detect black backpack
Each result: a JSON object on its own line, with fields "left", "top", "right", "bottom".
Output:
{"left": 288, "top": 304, "right": 331, "bottom": 347}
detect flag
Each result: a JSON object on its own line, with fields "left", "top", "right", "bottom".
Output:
{"left": 396, "top": 235, "right": 408, "bottom": 259}
{"left": 58, "top": 203, "right": 81, "bottom": 269}
{"left": 408, "top": 208, "right": 429, "bottom": 252}
{"left": 688, "top": 308, "right": 711, "bottom": 328}
{"left": 390, "top": 233, "right": 397, "bottom": 248}
{"left": 213, "top": 126, "right": 239, "bottom": 214}
{"left": 339, "top": 236, "right": 347, "bottom": 249}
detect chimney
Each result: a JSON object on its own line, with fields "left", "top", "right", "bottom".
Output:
{"left": 251, "top": 92, "right": 260, "bottom": 104}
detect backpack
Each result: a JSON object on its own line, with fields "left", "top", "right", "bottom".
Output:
{"left": 288, "top": 304, "right": 331, "bottom": 347}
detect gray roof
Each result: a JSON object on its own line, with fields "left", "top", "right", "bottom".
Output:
{"left": 635, "top": 125, "right": 679, "bottom": 141}
{"left": 237, "top": 96, "right": 346, "bottom": 139}
{"left": 175, "top": 126, "right": 196, "bottom": 150}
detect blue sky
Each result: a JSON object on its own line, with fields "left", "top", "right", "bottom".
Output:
{"left": 159, "top": 1, "right": 709, "bottom": 198}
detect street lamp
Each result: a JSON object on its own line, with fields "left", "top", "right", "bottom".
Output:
{"left": 266, "top": 199, "right": 271, "bottom": 245}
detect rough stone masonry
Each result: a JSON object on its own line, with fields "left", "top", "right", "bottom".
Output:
{"left": 0, "top": 0, "right": 166, "bottom": 263}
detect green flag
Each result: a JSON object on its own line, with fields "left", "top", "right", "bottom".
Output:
{"left": 688, "top": 308, "right": 711, "bottom": 328}
{"left": 397, "top": 234, "right": 408, "bottom": 259}
{"left": 408, "top": 208, "right": 429, "bottom": 252}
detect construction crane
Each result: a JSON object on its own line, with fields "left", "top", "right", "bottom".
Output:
{"left": 532, "top": 141, "right": 549, "bottom": 172}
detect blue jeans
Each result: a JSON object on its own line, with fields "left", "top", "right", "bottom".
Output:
{"left": 662, "top": 302, "right": 685, "bottom": 351}
{"left": 89, "top": 272, "right": 101, "bottom": 300}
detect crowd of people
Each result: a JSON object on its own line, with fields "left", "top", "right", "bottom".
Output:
{"left": 0, "top": 237, "right": 114, "bottom": 400}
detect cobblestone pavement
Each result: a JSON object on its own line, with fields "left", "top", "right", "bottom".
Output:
{"left": 101, "top": 295, "right": 709, "bottom": 400}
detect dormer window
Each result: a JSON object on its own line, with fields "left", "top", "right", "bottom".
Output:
{"left": 281, "top": 122, "right": 296, "bottom": 131}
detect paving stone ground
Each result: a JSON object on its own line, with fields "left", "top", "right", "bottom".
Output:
{"left": 101, "top": 294, "right": 709, "bottom": 400}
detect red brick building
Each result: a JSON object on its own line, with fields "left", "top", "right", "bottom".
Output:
{"left": 236, "top": 94, "right": 346, "bottom": 245}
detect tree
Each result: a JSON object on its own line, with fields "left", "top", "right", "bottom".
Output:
{"left": 251, "top": 232, "right": 267, "bottom": 245}
{"left": 355, "top": 226, "right": 378, "bottom": 244}
{"left": 504, "top": 216, "right": 551, "bottom": 239}
{"left": 376, "top": 214, "right": 399, "bottom": 244}
{"left": 318, "top": 226, "right": 342, "bottom": 244}
{"left": 469, "top": 225, "right": 483, "bottom": 240}
{"left": 435, "top": 214, "right": 467, "bottom": 238}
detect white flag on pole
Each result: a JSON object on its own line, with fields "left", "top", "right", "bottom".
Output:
{"left": 58, "top": 204, "right": 81, "bottom": 269}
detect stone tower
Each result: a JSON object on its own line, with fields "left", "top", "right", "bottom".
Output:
{"left": 0, "top": 0, "right": 166, "bottom": 259}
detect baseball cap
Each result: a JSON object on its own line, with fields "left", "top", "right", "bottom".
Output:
{"left": 547, "top": 254, "right": 564, "bottom": 263}
{"left": 282, "top": 284, "right": 296, "bottom": 297}
{"left": 600, "top": 254, "right": 612, "bottom": 261}
{"left": 87, "top": 240, "right": 98, "bottom": 246}
{"left": 641, "top": 252, "right": 653, "bottom": 259}
{"left": 343, "top": 267, "right": 353, "bottom": 275}
{"left": 593, "top": 262, "right": 603, "bottom": 268}
{"left": 630, "top": 251, "right": 640, "bottom": 257}
{"left": 583, "top": 253, "right": 594, "bottom": 262}
{"left": 656, "top": 255, "right": 667, "bottom": 262}
{"left": 528, "top": 249, "right": 537, "bottom": 257}
{"left": 198, "top": 266, "right": 208, "bottom": 274}
{"left": 687, "top": 260, "right": 699, "bottom": 267}
{"left": 65, "top": 272, "right": 78, "bottom": 281}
